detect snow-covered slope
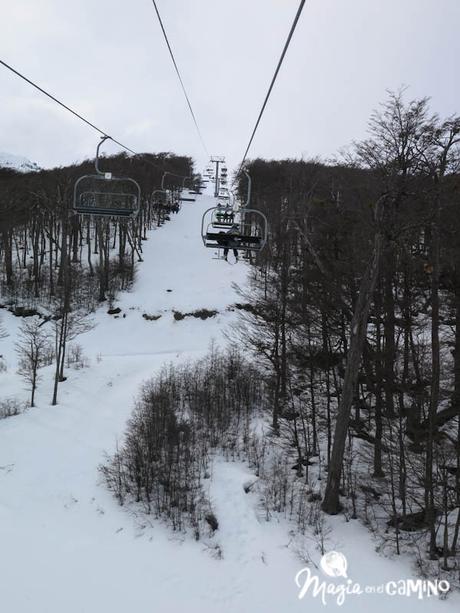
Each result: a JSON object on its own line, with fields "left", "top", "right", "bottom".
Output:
{"left": 0, "top": 188, "right": 459, "bottom": 613}
{"left": 0, "top": 151, "right": 40, "bottom": 172}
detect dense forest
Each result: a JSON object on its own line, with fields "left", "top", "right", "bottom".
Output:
{"left": 233, "top": 92, "right": 460, "bottom": 577}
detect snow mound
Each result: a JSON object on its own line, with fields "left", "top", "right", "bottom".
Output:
{"left": 0, "top": 151, "right": 40, "bottom": 173}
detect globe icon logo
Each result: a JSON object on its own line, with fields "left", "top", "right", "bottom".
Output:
{"left": 320, "top": 551, "right": 348, "bottom": 578}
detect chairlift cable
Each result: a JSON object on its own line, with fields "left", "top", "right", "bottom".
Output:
{"left": 150, "top": 0, "right": 209, "bottom": 157}
{"left": 236, "top": 0, "right": 306, "bottom": 178}
{"left": 0, "top": 59, "right": 135, "bottom": 153}
{"left": 0, "top": 58, "right": 177, "bottom": 174}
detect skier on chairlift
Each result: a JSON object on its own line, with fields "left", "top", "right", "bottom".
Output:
{"left": 216, "top": 223, "right": 239, "bottom": 261}
{"left": 215, "top": 204, "right": 225, "bottom": 224}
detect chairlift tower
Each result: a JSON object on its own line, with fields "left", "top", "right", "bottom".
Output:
{"left": 210, "top": 155, "right": 225, "bottom": 198}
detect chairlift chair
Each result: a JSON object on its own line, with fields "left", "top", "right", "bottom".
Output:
{"left": 201, "top": 207, "right": 267, "bottom": 253}
{"left": 200, "top": 169, "right": 268, "bottom": 256}
{"left": 153, "top": 189, "right": 174, "bottom": 211}
{"left": 73, "top": 137, "right": 141, "bottom": 219}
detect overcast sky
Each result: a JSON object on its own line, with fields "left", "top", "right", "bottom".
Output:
{"left": 1, "top": 0, "right": 459, "bottom": 173}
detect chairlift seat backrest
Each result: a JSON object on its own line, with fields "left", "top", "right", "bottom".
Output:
{"left": 74, "top": 174, "right": 141, "bottom": 218}
{"left": 212, "top": 206, "right": 235, "bottom": 227}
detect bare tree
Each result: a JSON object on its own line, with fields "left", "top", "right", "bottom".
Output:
{"left": 322, "top": 194, "right": 386, "bottom": 514}
{"left": 0, "top": 315, "right": 8, "bottom": 372}
{"left": 51, "top": 308, "right": 94, "bottom": 405}
{"left": 16, "top": 318, "right": 50, "bottom": 407}
{"left": 0, "top": 315, "right": 7, "bottom": 341}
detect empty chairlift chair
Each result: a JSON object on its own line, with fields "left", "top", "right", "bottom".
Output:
{"left": 73, "top": 137, "right": 141, "bottom": 219}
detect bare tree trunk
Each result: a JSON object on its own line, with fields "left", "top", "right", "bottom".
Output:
{"left": 373, "top": 278, "right": 385, "bottom": 477}
{"left": 322, "top": 197, "right": 386, "bottom": 514}
{"left": 383, "top": 245, "right": 396, "bottom": 417}
{"left": 425, "top": 199, "right": 440, "bottom": 559}
{"left": 2, "top": 231, "right": 13, "bottom": 286}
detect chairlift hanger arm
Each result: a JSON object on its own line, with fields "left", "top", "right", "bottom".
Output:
{"left": 161, "top": 170, "right": 190, "bottom": 190}
{"left": 95, "top": 135, "right": 112, "bottom": 176}
{"left": 201, "top": 206, "right": 220, "bottom": 245}
{"left": 243, "top": 170, "right": 252, "bottom": 208}
{"left": 183, "top": 174, "right": 192, "bottom": 187}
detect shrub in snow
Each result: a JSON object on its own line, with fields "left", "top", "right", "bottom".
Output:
{"left": 0, "top": 397, "right": 27, "bottom": 419}
{"left": 173, "top": 309, "right": 218, "bottom": 321}
{"left": 101, "top": 348, "right": 265, "bottom": 538}
{"left": 66, "top": 344, "right": 89, "bottom": 369}
{"left": 142, "top": 313, "right": 162, "bottom": 321}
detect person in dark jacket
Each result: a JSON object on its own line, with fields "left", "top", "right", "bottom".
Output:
{"left": 216, "top": 223, "right": 239, "bottom": 261}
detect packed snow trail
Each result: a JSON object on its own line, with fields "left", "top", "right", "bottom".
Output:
{"left": 81, "top": 189, "right": 247, "bottom": 359}
{"left": 1, "top": 186, "right": 460, "bottom": 612}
